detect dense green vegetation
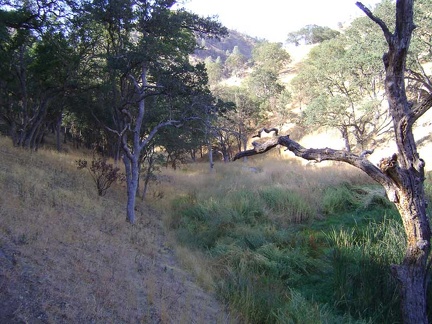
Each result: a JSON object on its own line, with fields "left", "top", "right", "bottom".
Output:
{"left": 167, "top": 164, "right": 432, "bottom": 323}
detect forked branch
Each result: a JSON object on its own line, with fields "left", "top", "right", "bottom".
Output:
{"left": 356, "top": 2, "right": 392, "bottom": 44}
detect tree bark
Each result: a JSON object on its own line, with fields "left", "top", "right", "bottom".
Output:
{"left": 55, "top": 114, "right": 62, "bottom": 152}
{"left": 123, "top": 154, "right": 139, "bottom": 224}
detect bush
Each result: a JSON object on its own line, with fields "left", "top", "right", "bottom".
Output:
{"left": 76, "top": 157, "right": 122, "bottom": 196}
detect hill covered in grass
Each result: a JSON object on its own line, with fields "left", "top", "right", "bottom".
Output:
{"left": 0, "top": 136, "right": 233, "bottom": 323}
{"left": 193, "top": 29, "right": 260, "bottom": 62}
{"left": 2, "top": 132, "right": 432, "bottom": 323}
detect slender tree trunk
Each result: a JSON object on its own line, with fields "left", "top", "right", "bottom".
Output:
{"left": 141, "top": 154, "right": 154, "bottom": 201}
{"left": 56, "top": 115, "right": 62, "bottom": 152}
{"left": 9, "top": 121, "right": 18, "bottom": 146}
{"left": 63, "top": 126, "right": 67, "bottom": 144}
{"left": 208, "top": 141, "right": 214, "bottom": 170}
{"left": 123, "top": 154, "right": 139, "bottom": 224}
{"left": 206, "top": 109, "right": 214, "bottom": 170}
{"left": 340, "top": 126, "right": 351, "bottom": 152}
{"left": 242, "top": 133, "right": 248, "bottom": 162}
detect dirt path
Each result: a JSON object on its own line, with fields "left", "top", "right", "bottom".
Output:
{"left": 131, "top": 206, "right": 234, "bottom": 323}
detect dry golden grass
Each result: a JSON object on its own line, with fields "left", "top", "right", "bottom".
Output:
{"left": 0, "top": 135, "right": 234, "bottom": 323}
{"left": 0, "top": 132, "right": 375, "bottom": 323}
{"left": 156, "top": 154, "right": 375, "bottom": 213}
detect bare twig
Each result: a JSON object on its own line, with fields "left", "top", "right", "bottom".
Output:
{"left": 251, "top": 128, "right": 279, "bottom": 138}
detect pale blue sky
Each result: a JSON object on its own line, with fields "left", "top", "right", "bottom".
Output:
{"left": 175, "top": 0, "right": 383, "bottom": 42}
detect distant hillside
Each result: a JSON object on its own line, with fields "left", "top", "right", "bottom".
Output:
{"left": 194, "top": 29, "right": 260, "bottom": 62}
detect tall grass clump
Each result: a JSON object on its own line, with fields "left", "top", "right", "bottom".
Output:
{"left": 163, "top": 160, "right": 413, "bottom": 323}
{"left": 322, "top": 183, "right": 362, "bottom": 215}
{"left": 259, "top": 187, "right": 315, "bottom": 223}
{"left": 327, "top": 215, "right": 404, "bottom": 322}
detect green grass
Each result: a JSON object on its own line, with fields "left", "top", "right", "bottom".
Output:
{"left": 166, "top": 162, "right": 421, "bottom": 323}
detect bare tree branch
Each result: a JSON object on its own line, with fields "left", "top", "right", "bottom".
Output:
{"left": 410, "top": 92, "right": 432, "bottom": 124}
{"left": 138, "top": 119, "right": 182, "bottom": 151}
{"left": 91, "top": 109, "right": 129, "bottom": 137}
{"left": 356, "top": 2, "right": 392, "bottom": 44}
{"left": 234, "top": 133, "right": 395, "bottom": 197}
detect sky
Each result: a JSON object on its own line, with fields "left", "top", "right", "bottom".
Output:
{"left": 175, "top": 0, "right": 383, "bottom": 43}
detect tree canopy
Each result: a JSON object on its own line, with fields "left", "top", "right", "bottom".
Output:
{"left": 287, "top": 24, "right": 340, "bottom": 46}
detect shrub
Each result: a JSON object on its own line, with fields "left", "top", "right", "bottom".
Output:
{"left": 76, "top": 157, "right": 122, "bottom": 196}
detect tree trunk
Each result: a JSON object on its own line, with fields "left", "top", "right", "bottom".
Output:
{"left": 141, "top": 154, "right": 154, "bottom": 201}
{"left": 340, "top": 126, "right": 351, "bottom": 152}
{"left": 55, "top": 115, "right": 62, "bottom": 152}
{"left": 208, "top": 141, "right": 214, "bottom": 170}
{"left": 123, "top": 154, "right": 139, "bottom": 224}
{"left": 242, "top": 134, "right": 248, "bottom": 162}
{"left": 392, "top": 188, "right": 430, "bottom": 324}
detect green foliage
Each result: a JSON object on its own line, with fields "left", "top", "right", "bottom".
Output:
{"left": 251, "top": 41, "right": 291, "bottom": 74}
{"left": 291, "top": 11, "right": 390, "bottom": 151}
{"left": 0, "top": 1, "right": 80, "bottom": 149}
{"left": 204, "top": 56, "right": 224, "bottom": 84}
{"left": 286, "top": 24, "right": 340, "bottom": 46}
{"left": 225, "top": 45, "right": 247, "bottom": 77}
{"left": 169, "top": 175, "right": 407, "bottom": 323}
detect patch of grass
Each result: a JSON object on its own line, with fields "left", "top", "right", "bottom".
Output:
{"left": 163, "top": 160, "right": 412, "bottom": 323}
{"left": 322, "top": 183, "right": 361, "bottom": 215}
{"left": 325, "top": 216, "right": 404, "bottom": 322}
{"left": 259, "top": 187, "right": 315, "bottom": 223}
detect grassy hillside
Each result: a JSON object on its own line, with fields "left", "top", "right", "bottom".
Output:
{"left": 2, "top": 133, "right": 432, "bottom": 323}
{"left": 194, "top": 29, "right": 259, "bottom": 62}
{"left": 0, "top": 135, "right": 232, "bottom": 323}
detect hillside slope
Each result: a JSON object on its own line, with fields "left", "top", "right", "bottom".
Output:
{"left": 0, "top": 136, "right": 232, "bottom": 323}
{"left": 194, "top": 29, "right": 259, "bottom": 62}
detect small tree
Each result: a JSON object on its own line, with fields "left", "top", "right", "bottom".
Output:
{"left": 291, "top": 31, "right": 390, "bottom": 152}
{"left": 235, "top": 1, "right": 432, "bottom": 322}
{"left": 225, "top": 45, "right": 247, "bottom": 77}
{"left": 251, "top": 41, "right": 291, "bottom": 74}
